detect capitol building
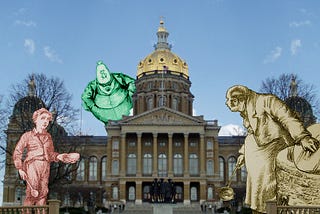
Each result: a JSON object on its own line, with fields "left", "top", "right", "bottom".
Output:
{"left": 2, "top": 20, "right": 246, "bottom": 208}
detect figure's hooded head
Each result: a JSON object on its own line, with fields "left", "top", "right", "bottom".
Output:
{"left": 96, "top": 61, "right": 112, "bottom": 84}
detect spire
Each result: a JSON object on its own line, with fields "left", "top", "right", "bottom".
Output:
{"left": 154, "top": 17, "right": 171, "bottom": 50}
{"left": 290, "top": 75, "right": 298, "bottom": 97}
{"left": 28, "top": 74, "right": 36, "bottom": 97}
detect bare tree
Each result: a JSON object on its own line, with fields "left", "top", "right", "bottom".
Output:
{"left": 7, "top": 73, "right": 79, "bottom": 132}
{"left": 260, "top": 73, "right": 319, "bottom": 120}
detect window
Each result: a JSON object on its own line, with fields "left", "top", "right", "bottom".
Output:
{"left": 190, "top": 187, "right": 197, "bottom": 201}
{"left": 189, "top": 154, "right": 199, "bottom": 175}
{"left": 101, "top": 156, "right": 107, "bottom": 181}
{"left": 112, "top": 140, "right": 119, "bottom": 150}
{"left": 112, "top": 160, "right": 119, "bottom": 175}
{"left": 129, "top": 141, "right": 136, "bottom": 147}
{"left": 207, "top": 187, "right": 213, "bottom": 200}
{"left": 127, "top": 154, "right": 137, "bottom": 175}
{"left": 173, "top": 154, "right": 183, "bottom": 175}
{"left": 241, "top": 165, "right": 247, "bottom": 182}
{"left": 174, "top": 141, "right": 181, "bottom": 147}
{"left": 158, "top": 96, "right": 166, "bottom": 107}
{"left": 206, "top": 160, "right": 214, "bottom": 176}
{"left": 172, "top": 98, "right": 178, "bottom": 110}
{"left": 112, "top": 186, "right": 119, "bottom": 200}
{"left": 219, "top": 157, "right": 225, "bottom": 181}
{"left": 76, "top": 159, "right": 85, "bottom": 181}
{"left": 128, "top": 186, "right": 135, "bottom": 201}
{"left": 143, "top": 153, "right": 152, "bottom": 175}
{"left": 158, "top": 153, "right": 167, "bottom": 177}
{"left": 159, "top": 141, "right": 166, "bottom": 147}
{"left": 228, "top": 156, "right": 237, "bottom": 181}
{"left": 89, "top": 156, "right": 97, "bottom": 181}
{"left": 207, "top": 141, "right": 213, "bottom": 150}
{"left": 147, "top": 98, "right": 153, "bottom": 110}
{"left": 144, "top": 141, "right": 151, "bottom": 146}
{"left": 190, "top": 141, "right": 197, "bottom": 147}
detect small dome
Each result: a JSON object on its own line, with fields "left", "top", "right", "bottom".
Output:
{"left": 13, "top": 96, "right": 46, "bottom": 117}
{"left": 285, "top": 96, "right": 316, "bottom": 127}
{"left": 137, "top": 49, "right": 188, "bottom": 78}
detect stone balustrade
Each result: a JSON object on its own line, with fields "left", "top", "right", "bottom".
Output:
{"left": 0, "top": 200, "right": 60, "bottom": 214}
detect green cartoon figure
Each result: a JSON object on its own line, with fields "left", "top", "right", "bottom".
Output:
{"left": 81, "top": 61, "right": 136, "bottom": 124}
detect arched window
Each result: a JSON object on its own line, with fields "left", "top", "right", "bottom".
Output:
{"left": 173, "top": 153, "right": 183, "bottom": 176}
{"left": 158, "top": 153, "right": 167, "bottom": 177}
{"left": 128, "top": 186, "right": 136, "bottom": 201}
{"left": 101, "top": 156, "right": 107, "bottom": 181}
{"left": 206, "top": 160, "right": 214, "bottom": 176}
{"left": 112, "top": 160, "right": 119, "bottom": 175}
{"left": 89, "top": 156, "right": 97, "bottom": 181}
{"left": 172, "top": 98, "right": 178, "bottom": 110}
{"left": 112, "top": 186, "right": 118, "bottom": 200}
{"left": 189, "top": 154, "right": 199, "bottom": 175}
{"left": 143, "top": 153, "right": 152, "bottom": 175}
{"left": 158, "top": 96, "right": 166, "bottom": 107}
{"left": 207, "top": 187, "right": 214, "bottom": 200}
{"left": 147, "top": 98, "right": 153, "bottom": 110}
{"left": 228, "top": 156, "right": 237, "bottom": 181}
{"left": 219, "top": 157, "right": 225, "bottom": 181}
{"left": 127, "top": 154, "right": 136, "bottom": 175}
{"left": 76, "top": 158, "right": 85, "bottom": 181}
{"left": 190, "top": 187, "right": 197, "bottom": 201}
{"left": 241, "top": 165, "right": 247, "bottom": 182}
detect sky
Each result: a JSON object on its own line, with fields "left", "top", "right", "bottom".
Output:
{"left": 1, "top": 0, "right": 320, "bottom": 204}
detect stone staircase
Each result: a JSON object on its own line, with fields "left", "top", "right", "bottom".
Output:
{"left": 123, "top": 203, "right": 203, "bottom": 214}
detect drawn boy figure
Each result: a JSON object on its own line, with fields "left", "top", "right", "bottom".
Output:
{"left": 13, "top": 108, "right": 80, "bottom": 206}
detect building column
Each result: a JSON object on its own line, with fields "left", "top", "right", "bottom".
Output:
{"left": 200, "top": 181, "right": 207, "bottom": 204}
{"left": 135, "top": 181, "right": 142, "bottom": 205}
{"left": 168, "top": 133, "right": 173, "bottom": 177}
{"left": 119, "top": 180, "right": 126, "bottom": 202}
{"left": 184, "top": 133, "right": 189, "bottom": 177}
{"left": 120, "top": 133, "right": 126, "bottom": 176}
{"left": 107, "top": 137, "right": 113, "bottom": 177}
{"left": 183, "top": 181, "right": 190, "bottom": 205}
{"left": 200, "top": 134, "right": 205, "bottom": 176}
{"left": 152, "top": 133, "right": 158, "bottom": 177}
{"left": 137, "top": 133, "right": 142, "bottom": 177}
{"left": 214, "top": 138, "right": 219, "bottom": 175}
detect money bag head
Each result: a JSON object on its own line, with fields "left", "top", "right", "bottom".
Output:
{"left": 96, "top": 61, "right": 112, "bottom": 84}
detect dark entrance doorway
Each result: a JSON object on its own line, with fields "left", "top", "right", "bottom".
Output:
{"left": 126, "top": 182, "right": 136, "bottom": 202}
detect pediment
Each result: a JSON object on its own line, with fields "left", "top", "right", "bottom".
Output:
{"left": 120, "top": 107, "right": 205, "bottom": 126}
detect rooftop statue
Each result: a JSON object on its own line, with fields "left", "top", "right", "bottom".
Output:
{"left": 81, "top": 61, "right": 136, "bottom": 124}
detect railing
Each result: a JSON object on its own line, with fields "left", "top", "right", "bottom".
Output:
{"left": 0, "top": 200, "right": 60, "bottom": 214}
{"left": 266, "top": 200, "right": 320, "bottom": 214}
{"left": 0, "top": 206, "right": 48, "bottom": 214}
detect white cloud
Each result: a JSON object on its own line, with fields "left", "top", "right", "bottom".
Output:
{"left": 219, "top": 124, "right": 246, "bottom": 136}
{"left": 43, "top": 46, "right": 63, "bottom": 63}
{"left": 24, "top": 39, "right": 35, "bottom": 54}
{"left": 289, "top": 20, "right": 311, "bottom": 28}
{"left": 263, "top": 46, "right": 282, "bottom": 64}
{"left": 291, "top": 39, "right": 302, "bottom": 55}
{"left": 15, "top": 20, "right": 37, "bottom": 27}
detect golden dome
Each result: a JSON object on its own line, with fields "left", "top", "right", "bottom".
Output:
{"left": 137, "top": 19, "right": 189, "bottom": 78}
{"left": 137, "top": 49, "right": 188, "bottom": 78}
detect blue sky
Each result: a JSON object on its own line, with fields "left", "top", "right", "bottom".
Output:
{"left": 1, "top": 0, "right": 320, "bottom": 203}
